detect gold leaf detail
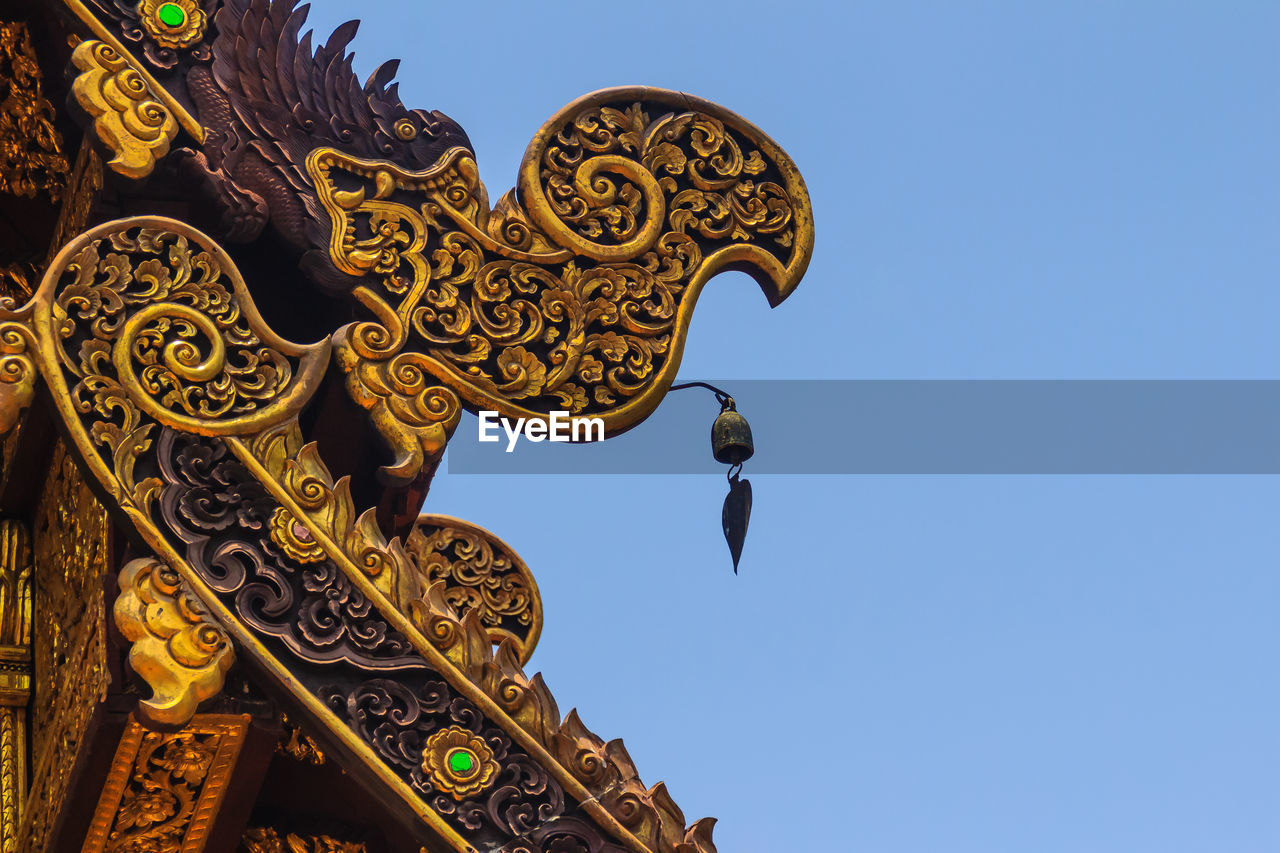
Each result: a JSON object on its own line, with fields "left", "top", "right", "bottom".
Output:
{"left": 70, "top": 40, "right": 177, "bottom": 179}
{"left": 303, "top": 88, "right": 811, "bottom": 446}
{"left": 83, "top": 716, "right": 249, "bottom": 853}
{"left": 138, "top": 0, "right": 208, "bottom": 50}
{"left": 269, "top": 507, "right": 326, "bottom": 564}
{"left": 406, "top": 516, "right": 542, "bottom": 663}
{"left": 242, "top": 826, "right": 368, "bottom": 853}
{"left": 112, "top": 557, "right": 233, "bottom": 726}
{"left": 0, "top": 22, "right": 69, "bottom": 200}
{"left": 276, "top": 714, "right": 326, "bottom": 765}
{"left": 21, "top": 440, "right": 111, "bottom": 853}
{"left": 420, "top": 726, "right": 499, "bottom": 800}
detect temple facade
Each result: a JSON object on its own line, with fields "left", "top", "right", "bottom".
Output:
{"left": 0, "top": 2, "right": 813, "bottom": 850}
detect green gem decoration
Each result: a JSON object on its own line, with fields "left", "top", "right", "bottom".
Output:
{"left": 157, "top": 3, "right": 186, "bottom": 28}
{"left": 447, "top": 749, "right": 476, "bottom": 776}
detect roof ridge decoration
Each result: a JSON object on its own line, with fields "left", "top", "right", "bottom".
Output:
{"left": 21, "top": 1, "right": 815, "bottom": 850}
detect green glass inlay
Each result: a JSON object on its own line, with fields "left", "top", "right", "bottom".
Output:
{"left": 447, "top": 749, "right": 476, "bottom": 775}
{"left": 157, "top": 3, "right": 186, "bottom": 28}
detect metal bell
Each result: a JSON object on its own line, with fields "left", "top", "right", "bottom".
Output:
{"left": 711, "top": 405, "right": 754, "bottom": 465}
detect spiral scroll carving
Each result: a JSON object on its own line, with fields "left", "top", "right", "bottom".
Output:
{"left": 0, "top": 312, "right": 37, "bottom": 437}
{"left": 157, "top": 430, "right": 424, "bottom": 671}
{"left": 70, "top": 40, "right": 178, "bottom": 179}
{"left": 154, "top": 429, "right": 577, "bottom": 848}
{"left": 36, "top": 218, "right": 328, "bottom": 464}
{"left": 406, "top": 516, "right": 542, "bottom": 663}
{"left": 309, "top": 88, "right": 812, "bottom": 440}
{"left": 113, "top": 557, "right": 234, "bottom": 726}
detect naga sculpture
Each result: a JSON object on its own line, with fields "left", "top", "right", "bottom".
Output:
{"left": 0, "top": 1, "right": 813, "bottom": 850}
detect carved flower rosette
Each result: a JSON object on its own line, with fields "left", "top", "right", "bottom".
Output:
{"left": 420, "top": 725, "right": 499, "bottom": 800}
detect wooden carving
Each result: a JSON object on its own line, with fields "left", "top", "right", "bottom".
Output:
{"left": 4, "top": 1, "right": 816, "bottom": 851}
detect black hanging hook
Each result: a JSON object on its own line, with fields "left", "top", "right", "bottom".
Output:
{"left": 670, "top": 382, "right": 754, "bottom": 573}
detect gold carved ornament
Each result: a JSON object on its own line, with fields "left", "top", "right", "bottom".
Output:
{"left": 276, "top": 714, "right": 325, "bottom": 765}
{"left": 20, "top": 217, "right": 323, "bottom": 736}
{"left": 83, "top": 715, "right": 250, "bottom": 853}
{"left": 113, "top": 557, "right": 234, "bottom": 727}
{"left": 20, "top": 439, "right": 111, "bottom": 853}
{"left": 13, "top": 86, "right": 813, "bottom": 853}
{"left": 405, "top": 583, "right": 719, "bottom": 853}
{"left": 406, "top": 515, "right": 542, "bottom": 664}
{"left": 21, "top": 220, "right": 489, "bottom": 850}
{"left": 421, "top": 726, "right": 499, "bottom": 800}
{"left": 146, "top": 374, "right": 714, "bottom": 853}
{"left": 70, "top": 39, "right": 178, "bottom": 180}
{"left": 60, "top": 0, "right": 206, "bottom": 165}
{"left": 307, "top": 87, "right": 812, "bottom": 461}
{"left": 30, "top": 217, "right": 330, "bottom": 520}
{"left": 137, "top": 0, "right": 207, "bottom": 50}
{"left": 0, "top": 22, "right": 69, "bottom": 200}
{"left": 0, "top": 521, "right": 30, "bottom": 853}
{"left": 242, "top": 827, "right": 367, "bottom": 853}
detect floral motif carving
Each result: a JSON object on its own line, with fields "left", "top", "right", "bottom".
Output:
{"left": 21, "top": 440, "right": 111, "bottom": 853}
{"left": 43, "top": 219, "right": 324, "bottom": 435}
{"left": 137, "top": 0, "right": 208, "bottom": 51}
{"left": 157, "top": 430, "right": 572, "bottom": 847}
{"left": 409, "top": 583, "right": 722, "bottom": 853}
{"left": 244, "top": 422, "right": 418, "bottom": 606}
{"left": 421, "top": 725, "right": 499, "bottom": 800}
{"left": 307, "top": 90, "right": 811, "bottom": 441}
{"left": 406, "top": 516, "right": 542, "bottom": 663}
{"left": 268, "top": 507, "right": 326, "bottom": 564}
{"left": 113, "top": 556, "right": 234, "bottom": 726}
{"left": 248, "top": 424, "right": 401, "bottom": 583}
{"left": 32, "top": 217, "right": 329, "bottom": 521}
{"left": 80, "top": 0, "right": 215, "bottom": 73}
{"left": 0, "top": 22, "right": 69, "bottom": 201}
{"left": 158, "top": 429, "right": 424, "bottom": 670}
{"left": 321, "top": 677, "right": 564, "bottom": 845}
{"left": 82, "top": 715, "right": 250, "bottom": 853}
{"left": 12, "top": 160, "right": 771, "bottom": 853}
{"left": 156, "top": 426, "right": 710, "bottom": 852}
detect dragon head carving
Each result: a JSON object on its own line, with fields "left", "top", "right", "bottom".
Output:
{"left": 64, "top": 0, "right": 813, "bottom": 506}
{"left": 62, "top": 0, "right": 814, "bottom": 508}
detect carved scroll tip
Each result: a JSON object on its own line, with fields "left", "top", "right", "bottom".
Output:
{"left": 136, "top": 693, "right": 199, "bottom": 728}
{"left": 683, "top": 817, "right": 719, "bottom": 853}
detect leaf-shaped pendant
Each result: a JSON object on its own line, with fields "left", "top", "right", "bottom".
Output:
{"left": 722, "top": 473, "right": 752, "bottom": 573}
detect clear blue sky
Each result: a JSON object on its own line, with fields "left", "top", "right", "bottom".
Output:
{"left": 303, "top": 3, "right": 1279, "bottom": 850}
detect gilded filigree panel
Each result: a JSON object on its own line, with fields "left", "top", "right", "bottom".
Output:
{"left": 0, "top": 519, "right": 30, "bottom": 853}
{"left": 406, "top": 516, "right": 542, "bottom": 662}
{"left": 82, "top": 714, "right": 250, "bottom": 853}
{"left": 21, "top": 439, "right": 111, "bottom": 853}
{"left": 0, "top": 22, "right": 69, "bottom": 201}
